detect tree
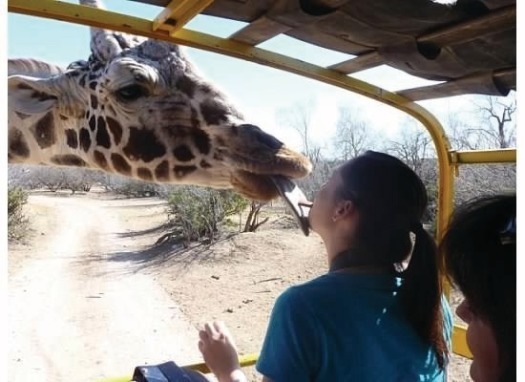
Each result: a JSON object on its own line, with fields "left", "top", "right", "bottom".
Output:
{"left": 333, "top": 106, "right": 377, "bottom": 160}
{"left": 473, "top": 94, "right": 516, "bottom": 149}
{"left": 385, "top": 121, "right": 433, "bottom": 176}
{"left": 443, "top": 111, "right": 479, "bottom": 151}
{"left": 276, "top": 99, "right": 323, "bottom": 166}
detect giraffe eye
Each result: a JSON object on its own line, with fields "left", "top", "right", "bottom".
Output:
{"left": 116, "top": 85, "right": 148, "bottom": 102}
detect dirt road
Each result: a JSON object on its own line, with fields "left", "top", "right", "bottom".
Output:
{"left": 8, "top": 192, "right": 202, "bottom": 382}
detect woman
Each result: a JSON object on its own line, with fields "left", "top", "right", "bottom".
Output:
{"left": 440, "top": 194, "right": 516, "bottom": 382}
{"left": 198, "top": 151, "right": 452, "bottom": 382}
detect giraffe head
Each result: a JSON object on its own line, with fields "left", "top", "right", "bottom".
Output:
{"left": 8, "top": 6, "right": 311, "bottom": 201}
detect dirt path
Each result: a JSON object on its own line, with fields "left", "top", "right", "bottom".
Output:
{"left": 8, "top": 192, "right": 202, "bottom": 382}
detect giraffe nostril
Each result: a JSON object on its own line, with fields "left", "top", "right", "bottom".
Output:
{"left": 238, "top": 124, "right": 283, "bottom": 150}
{"left": 256, "top": 131, "right": 283, "bottom": 150}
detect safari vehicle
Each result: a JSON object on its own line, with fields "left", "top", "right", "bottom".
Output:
{"left": 8, "top": 0, "right": 516, "bottom": 380}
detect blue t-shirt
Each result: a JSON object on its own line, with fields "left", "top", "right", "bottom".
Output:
{"left": 256, "top": 272, "right": 453, "bottom": 381}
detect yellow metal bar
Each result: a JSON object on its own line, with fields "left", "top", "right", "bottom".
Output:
{"left": 152, "top": 0, "right": 214, "bottom": 33}
{"left": 185, "top": 353, "right": 258, "bottom": 374}
{"left": 452, "top": 324, "right": 473, "bottom": 359}
{"left": 451, "top": 148, "right": 516, "bottom": 164}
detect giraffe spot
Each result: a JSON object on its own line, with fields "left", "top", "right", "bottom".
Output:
{"left": 59, "top": 114, "right": 69, "bottom": 121}
{"left": 96, "top": 117, "right": 111, "bottom": 148}
{"left": 85, "top": 110, "right": 90, "bottom": 119}
{"left": 123, "top": 127, "right": 166, "bottom": 163}
{"left": 216, "top": 137, "right": 226, "bottom": 147}
{"left": 90, "top": 95, "right": 98, "bottom": 110}
{"left": 106, "top": 117, "right": 123, "bottom": 145}
{"left": 176, "top": 75, "right": 197, "bottom": 98}
{"left": 137, "top": 167, "right": 153, "bottom": 181}
{"left": 89, "top": 115, "right": 97, "bottom": 131}
{"left": 79, "top": 128, "right": 91, "bottom": 152}
{"left": 67, "top": 70, "right": 81, "bottom": 78}
{"left": 91, "top": 62, "right": 103, "bottom": 72}
{"left": 200, "top": 160, "right": 212, "bottom": 169}
{"left": 50, "top": 154, "right": 87, "bottom": 167}
{"left": 9, "top": 129, "right": 30, "bottom": 158}
{"left": 89, "top": 81, "right": 97, "bottom": 90}
{"left": 155, "top": 160, "right": 170, "bottom": 181}
{"left": 111, "top": 153, "right": 131, "bottom": 175}
{"left": 65, "top": 129, "right": 78, "bottom": 149}
{"left": 172, "top": 145, "right": 194, "bottom": 162}
{"left": 33, "top": 112, "right": 56, "bottom": 149}
{"left": 200, "top": 99, "right": 228, "bottom": 125}
{"left": 94, "top": 150, "right": 109, "bottom": 170}
{"left": 173, "top": 165, "right": 197, "bottom": 179}
{"left": 17, "top": 83, "right": 32, "bottom": 90}
{"left": 79, "top": 74, "right": 87, "bottom": 87}
{"left": 192, "top": 128, "right": 211, "bottom": 155}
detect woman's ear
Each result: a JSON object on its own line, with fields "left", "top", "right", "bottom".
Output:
{"left": 333, "top": 200, "right": 356, "bottom": 222}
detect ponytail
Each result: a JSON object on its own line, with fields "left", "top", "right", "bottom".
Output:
{"left": 400, "top": 224, "right": 447, "bottom": 368}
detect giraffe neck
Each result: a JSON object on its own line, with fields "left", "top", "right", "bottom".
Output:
{"left": 9, "top": 106, "right": 90, "bottom": 168}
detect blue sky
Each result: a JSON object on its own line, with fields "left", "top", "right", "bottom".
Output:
{"left": 5, "top": 0, "right": 505, "bottom": 153}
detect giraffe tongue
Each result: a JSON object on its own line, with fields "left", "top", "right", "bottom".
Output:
{"left": 270, "top": 176, "right": 311, "bottom": 236}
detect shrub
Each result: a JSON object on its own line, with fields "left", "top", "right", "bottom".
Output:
{"left": 8, "top": 187, "right": 28, "bottom": 240}
{"left": 165, "top": 187, "right": 249, "bottom": 246}
{"left": 103, "top": 175, "right": 162, "bottom": 198}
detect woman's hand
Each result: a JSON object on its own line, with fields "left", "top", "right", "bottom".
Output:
{"left": 198, "top": 321, "right": 247, "bottom": 382}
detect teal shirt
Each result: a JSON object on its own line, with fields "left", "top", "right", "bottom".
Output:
{"left": 256, "top": 272, "right": 453, "bottom": 381}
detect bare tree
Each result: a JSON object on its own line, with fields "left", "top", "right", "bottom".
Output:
{"left": 442, "top": 94, "right": 516, "bottom": 151}
{"left": 385, "top": 121, "right": 433, "bottom": 176}
{"left": 471, "top": 94, "right": 516, "bottom": 149}
{"left": 333, "top": 106, "right": 377, "bottom": 160}
{"left": 276, "top": 99, "right": 323, "bottom": 166}
{"left": 443, "top": 111, "right": 480, "bottom": 150}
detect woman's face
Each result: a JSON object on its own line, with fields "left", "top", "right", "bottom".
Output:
{"left": 308, "top": 167, "right": 344, "bottom": 237}
{"left": 456, "top": 299, "right": 500, "bottom": 382}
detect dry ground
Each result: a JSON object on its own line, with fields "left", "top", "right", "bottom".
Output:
{"left": 8, "top": 189, "right": 471, "bottom": 381}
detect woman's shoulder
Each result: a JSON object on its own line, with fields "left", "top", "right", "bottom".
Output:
{"left": 277, "top": 272, "right": 396, "bottom": 304}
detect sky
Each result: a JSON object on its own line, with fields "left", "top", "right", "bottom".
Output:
{"left": 4, "top": 0, "right": 498, "bottom": 154}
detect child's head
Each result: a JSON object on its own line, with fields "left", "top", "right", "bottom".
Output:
{"left": 440, "top": 194, "right": 516, "bottom": 381}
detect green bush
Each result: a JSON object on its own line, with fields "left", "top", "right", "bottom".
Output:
{"left": 8, "top": 187, "right": 28, "bottom": 240}
{"left": 166, "top": 187, "right": 249, "bottom": 245}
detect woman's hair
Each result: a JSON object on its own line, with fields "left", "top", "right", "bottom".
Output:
{"left": 336, "top": 150, "right": 448, "bottom": 367}
{"left": 440, "top": 194, "right": 516, "bottom": 381}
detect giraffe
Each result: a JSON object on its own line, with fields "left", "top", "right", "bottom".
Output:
{"left": 8, "top": 0, "right": 312, "bottom": 201}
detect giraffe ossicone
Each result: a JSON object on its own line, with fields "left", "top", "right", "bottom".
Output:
{"left": 8, "top": 0, "right": 312, "bottom": 201}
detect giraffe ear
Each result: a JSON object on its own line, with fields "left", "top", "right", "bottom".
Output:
{"left": 8, "top": 75, "right": 58, "bottom": 115}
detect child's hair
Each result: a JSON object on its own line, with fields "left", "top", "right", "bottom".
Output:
{"left": 440, "top": 194, "right": 516, "bottom": 381}
{"left": 337, "top": 150, "right": 448, "bottom": 367}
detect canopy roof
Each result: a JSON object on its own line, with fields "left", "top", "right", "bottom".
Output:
{"left": 133, "top": 0, "right": 516, "bottom": 100}
{"left": 9, "top": 0, "right": 516, "bottom": 101}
